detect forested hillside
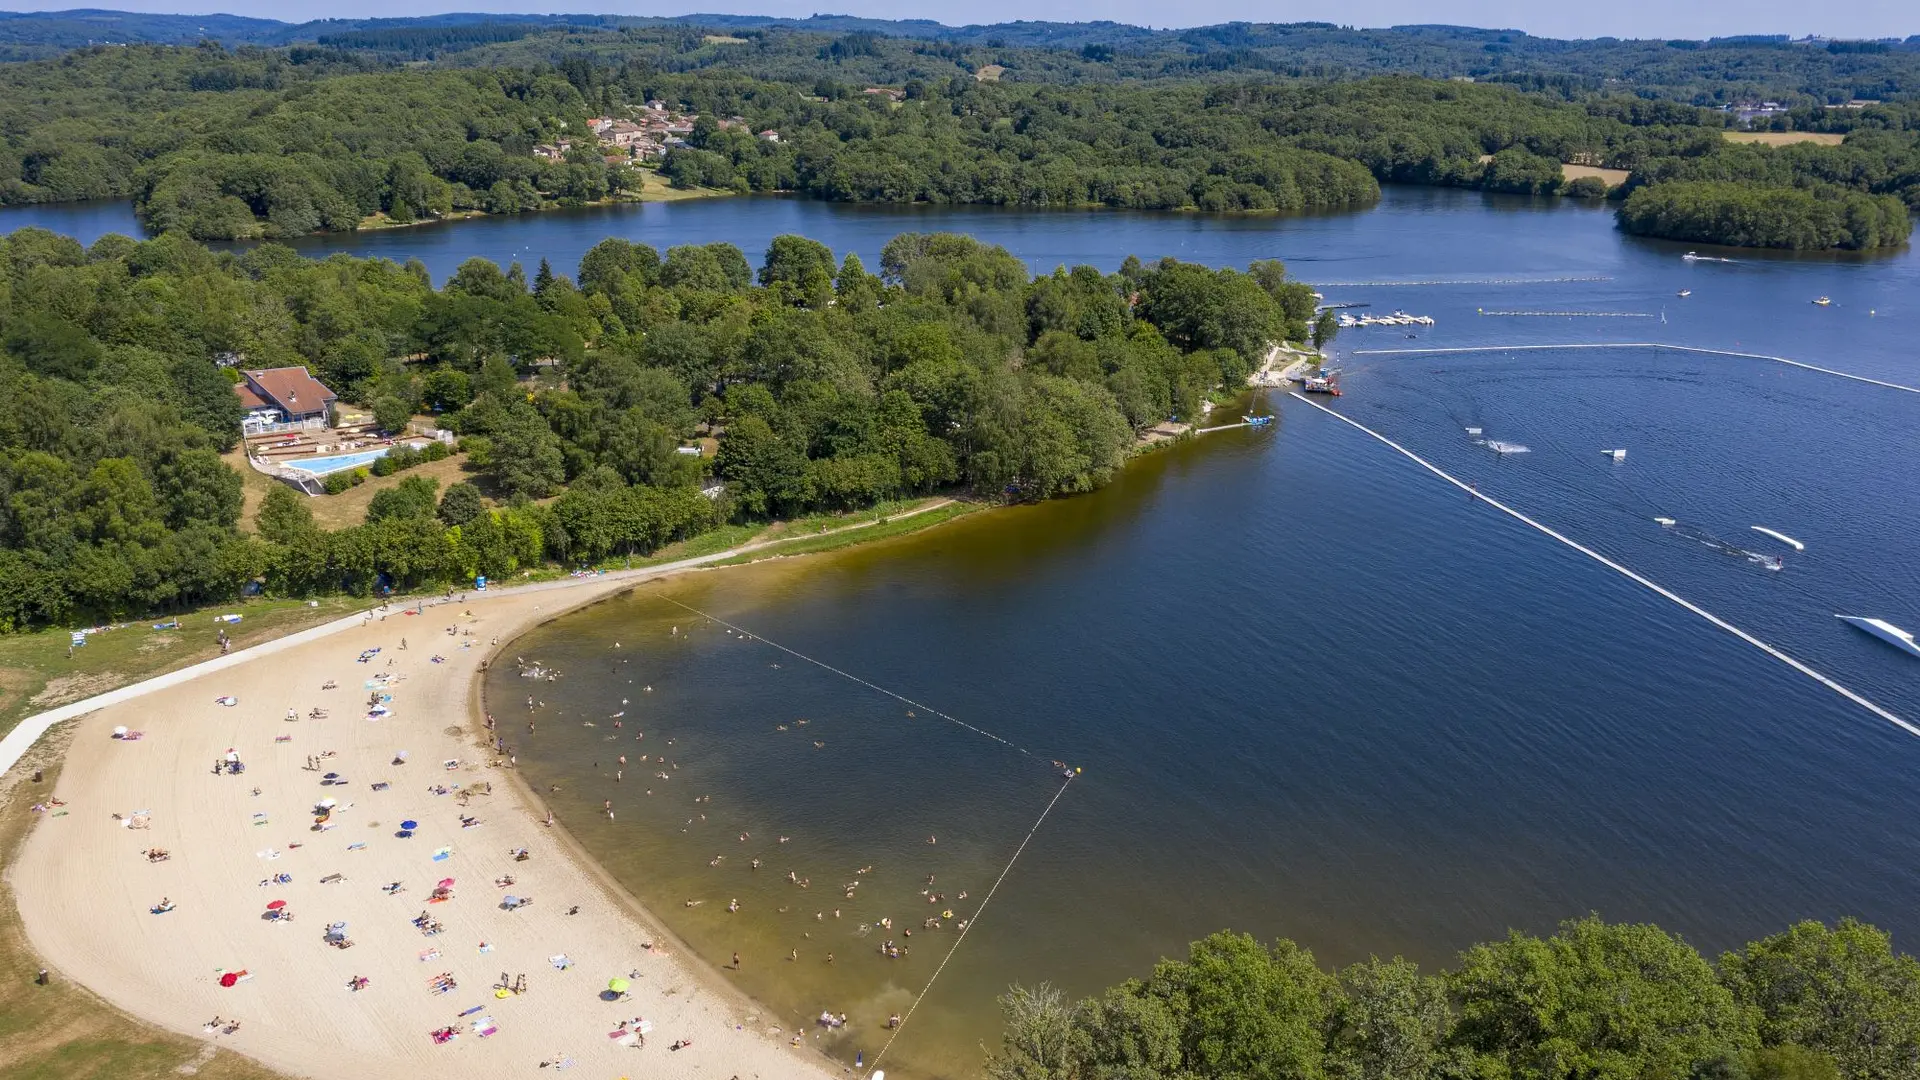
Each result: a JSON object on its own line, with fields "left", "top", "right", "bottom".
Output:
{"left": 5, "top": 11, "right": 1920, "bottom": 105}
{"left": 0, "top": 225, "right": 1312, "bottom": 629}
{"left": 4, "top": 42, "right": 1914, "bottom": 249}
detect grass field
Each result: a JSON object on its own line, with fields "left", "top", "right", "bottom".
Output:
{"left": 0, "top": 758, "right": 289, "bottom": 1080}
{"left": 633, "top": 168, "right": 728, "bottom": 201}
{"left": 1722, "top": 131, "right": 1847, "bottom": 147}
{"left": 1562, "top": 163, "right": 1632, "bottom": 186}
{"left": 0, "top": 597, "right": 365, "bottom": 742}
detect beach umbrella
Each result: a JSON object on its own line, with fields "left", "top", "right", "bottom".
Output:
{"left": 265, "top": 900, "right": 286, "bottom": 910}
{"left": 400, "top": 820, "right": 418, "bottom": 831}
{"left": 322, "top": 772, "right": 339, "bottom": 780}
{"left": 318, "top": 798, "right": 338, "bottom": 809}
{"left": 437, "top": 878, "right": 455, "bottom": 889}
{"left": 608, "top": 977, "right": 630, "bottom": 994}
{"left": 219, "top": 972, "right": 240, "bottom": 988}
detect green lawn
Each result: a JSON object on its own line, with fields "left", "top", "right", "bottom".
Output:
{"left": 0, "top": 597, "right": 365, "bottom": 742}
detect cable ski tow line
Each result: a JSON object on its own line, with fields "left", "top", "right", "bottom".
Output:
{"left": 1346, "top": 342, "right": 1920, "bottom": 395}
{"left": 864, "top": 775, "right": 1076, "bottom": 1077}
{"left": 1315, "top": 276, "right": 1613, "bottom": 286}
{"left": 652, "top": 593, "right": 1036, "bottom": 758}
{"left": 1286, "top": 392, "right": 1920, "bottom": 739}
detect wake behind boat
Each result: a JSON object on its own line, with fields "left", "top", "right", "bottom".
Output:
{"left": 1837, "top": 616, "right": 1920, "bottom": 660}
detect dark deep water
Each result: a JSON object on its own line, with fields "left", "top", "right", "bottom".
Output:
{"left": 11, "top": 189, "right": 1920, "bottom": 1077}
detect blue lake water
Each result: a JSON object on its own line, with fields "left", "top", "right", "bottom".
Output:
{"left": 11, "top": 188, "right": 1920, "bottom": 1078}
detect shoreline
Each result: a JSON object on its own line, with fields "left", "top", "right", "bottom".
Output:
{"left": 9, "top": 570, "right": 843, "bottom": 1080}
{"left": 464, "top": 580, "right": 833, "bottom": 1071}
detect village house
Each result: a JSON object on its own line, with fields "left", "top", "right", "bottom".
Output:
{"left": 234, "top": 366, "right": 337, "bottom": 434}
{"left": 603, "top": 120, "right": 649, "bottom": 148}
{"left": 862, "top": 87, "right": 906, "bottom": 102}
{"left": 759, "top": 129, "right": 781, "bottom": 142}
{"left": 532, "top": 138, "right": 575, "bottom": 161}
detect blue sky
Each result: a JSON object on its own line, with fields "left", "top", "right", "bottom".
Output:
{"left": 2, "top": 0, "right": 1912, "bottom": 41}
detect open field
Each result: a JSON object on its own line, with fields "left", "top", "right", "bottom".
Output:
{"left": 1562, "top": 163, "right": 1632, "bottom": 186}
{"left": 1722, "top": 131, "right": 1847, "bottom": 146}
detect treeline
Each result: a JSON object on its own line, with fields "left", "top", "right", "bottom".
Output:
{"left": 3, "top": 44, "right": 1914, "bottom": 248}
{"left": 1617, "top": 182, "right": 1913, "bottom": 250}
{"left": 992, "top": 916, "right": 1920, "bottom": 1080}
{"left": 0, "top": 46, "right": 632, "bottom": 238}
{"left": 0, "top": 224, "right": 1311, "bottom": 629}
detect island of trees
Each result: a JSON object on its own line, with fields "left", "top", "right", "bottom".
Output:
{"left": 0, "top": 225, "right": 1316, "bottom": 631}
{"left": 991, "top": 915, "right": 1920, "bottom": 1080}
{"left": 0, "top": 24, "right": 1914, "bottom": 251}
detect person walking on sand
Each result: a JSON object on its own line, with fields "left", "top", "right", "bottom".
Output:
{"left": 732, "top": 951, "right": 741, "bottom": 970}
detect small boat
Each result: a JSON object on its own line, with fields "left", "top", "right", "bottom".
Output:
{"left": 1601, "top": 449, "right": 1626, "bottom": 461}
{"left": 1838, "top": 615, "right": 1920, "bottom": 659}
{"left": 1301, "top": 374, "right": 1342, "bottom": 397}
{"left": 1812, "top": 296, "right": 1832, "bottom": 306}
{"left": 1676, "top": 289, "right": 1691, "bottom": 297}
{"left": 1243, "top": 414, "right": 1274, "bottom": 427}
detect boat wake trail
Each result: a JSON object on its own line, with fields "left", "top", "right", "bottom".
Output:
{"left": 1288, "top": 391, "right": 1917, "bottom": 738}
{"left": 1660, "top": 520, "right": 1785, "bottom": 572}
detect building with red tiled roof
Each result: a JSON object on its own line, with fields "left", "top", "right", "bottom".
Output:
{"left": 236, "top": 367, "right": 337, "bottom": 425}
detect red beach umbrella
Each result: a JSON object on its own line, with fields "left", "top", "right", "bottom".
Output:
{"left": 265, "top": 900, "right": 287, "bottom": 910}
{"left": 437, "top": 878, "right": 455, "bottom": 889}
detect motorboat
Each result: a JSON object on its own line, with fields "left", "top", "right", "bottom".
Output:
{"left": 1676, "top": 289, "right": 1691, "bottom": 297}
{"left": 1837, "top": 615, "right": 1920, "bottom": 659}
{"left": 1812, "top": 296, "right": 1832, "bottom": 306}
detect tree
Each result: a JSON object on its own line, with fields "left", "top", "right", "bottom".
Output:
{"left": 1450, "top": 916, "right": 1755, "bottom": 1079}
{"left": 1312, "top": 309, "right": 1340, "bottom": 350}
{"left": 1721, "top": 919, "right": 1920, "bottom": 1080}
{"left": 365, "top": 475, "right": 440, "bottom": 522}
{"left": 1330, "top": 957, "right": 1451, "bottom": 1080}
{"left": 486, "top": 401, "right": 565, "bottom": 498}
{"left": 437, "top": 481, "right": 484, "bottom": 526}
{"left": 984, "top": 983, "right": 1080, "bottom": 1080}
{"left": 256, "top": 483, "right": 316, "bottom": 544}
{"left": 373, "top": 396, "right": 413, "bottom": 435}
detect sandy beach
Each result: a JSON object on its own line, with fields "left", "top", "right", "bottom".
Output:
{"left": 10, "top": 579, "right": 843, "bottom": 1080}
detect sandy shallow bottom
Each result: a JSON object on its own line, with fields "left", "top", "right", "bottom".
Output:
{"left": 10, "top": 582, "right": 839, "bottom": 1080}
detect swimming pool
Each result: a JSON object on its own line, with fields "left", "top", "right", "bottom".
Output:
{"left": 280, "top": 447, "right": 396, "bottom": 477}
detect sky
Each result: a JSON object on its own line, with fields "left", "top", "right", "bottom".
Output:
{"left": 0, "top": 0, "right": 1913, "bottom": 42}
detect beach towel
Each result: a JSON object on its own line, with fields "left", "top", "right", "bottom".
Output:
{"left": 472, "top": 1017, "right": 497, "bottom": 1037}
{"left": 432, "top": 847, "right": 452, "bottom": 862}
{"left": 347, "top": 842, "right": 367, "bottom": 851}
{"left": 273, "top": 735, "right": 292, "bottom": 743}
{"left": 549, "top": 954, "right": 573, "bottom": 970}
{"left": 458, "top": 1005, "right": 484, "bottom": 1017}
{"left": 418, "top": 948, "right": 440, "bottom": 962}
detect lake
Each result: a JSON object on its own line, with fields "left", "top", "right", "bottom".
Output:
{"left": 13, "top": 189, "right": 1920, "bottom": 1077}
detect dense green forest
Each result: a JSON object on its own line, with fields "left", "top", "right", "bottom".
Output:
{"left": 5, "top": 11, "right": 1920, "bottom": 106}
{"left": 0, "top": 224, "right": 1311, "bottom": 630}
{"left": 4, "top": 42, "right": 1916, "bottom": 249}
{"left": 991, "top": 916, "right": 1920, "bottom": 1080}
{"left": 1617, "top": 182, "right": 1913, "bottom": 249}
